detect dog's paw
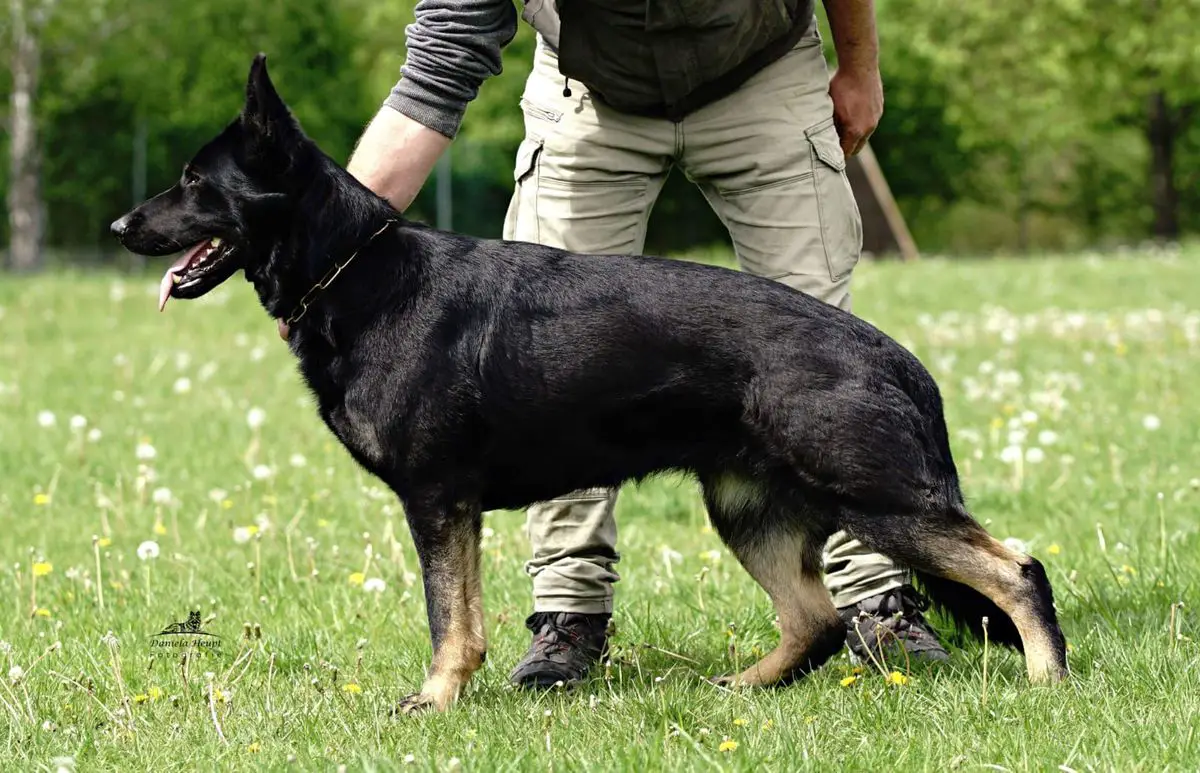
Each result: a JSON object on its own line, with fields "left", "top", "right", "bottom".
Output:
{"left": 392, "top": 692, "right": 440, "bottom": 716}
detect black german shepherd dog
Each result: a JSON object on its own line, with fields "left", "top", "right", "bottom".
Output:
{"left": 111, "top": 55, "right": 1068, "bottom": 713}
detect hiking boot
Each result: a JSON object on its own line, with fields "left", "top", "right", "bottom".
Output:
{"left": 509, "top": 611, "right": 610, "bottom": 689}
{"left": 839, "top": 585, "right": 950, "bottom": 666}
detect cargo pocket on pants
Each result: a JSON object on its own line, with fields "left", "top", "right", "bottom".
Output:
{"left": 805, "top": 117, "right": 863, "bottom": 283}
{"left": 505, "top": 137, "right": 545, "bottom": 243}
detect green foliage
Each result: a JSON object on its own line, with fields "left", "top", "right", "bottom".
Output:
{"left": 4, "top": 0, "right": 1200, "bottom": 256}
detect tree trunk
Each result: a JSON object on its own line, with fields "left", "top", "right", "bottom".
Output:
{"left": 1146, "top": 90, "right": 1179, "bottom": 242}
{"left": 7, "top": 0, "right": 46, "bottom": 272}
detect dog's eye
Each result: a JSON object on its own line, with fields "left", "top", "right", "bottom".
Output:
{"left": 182, "top": 168, "right": 201, "bottom": 188}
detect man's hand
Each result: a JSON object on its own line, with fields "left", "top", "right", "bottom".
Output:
{"left": 822, "top": 0, "right": 883, "bottom": 158}
{"left": 829, "top": 65, "right": 883, "bottom": 158}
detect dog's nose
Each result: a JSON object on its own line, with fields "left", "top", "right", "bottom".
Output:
{"left": 110, "top": 215, "right": 131, "bottom": 237}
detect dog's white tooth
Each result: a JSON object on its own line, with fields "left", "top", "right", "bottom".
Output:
{"left": 172, "top": 273, "right": 182, "bottom": 284}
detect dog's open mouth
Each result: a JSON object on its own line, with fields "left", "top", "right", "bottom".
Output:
{"left": 157, "top": 237, "right": 239, "bottom": 311}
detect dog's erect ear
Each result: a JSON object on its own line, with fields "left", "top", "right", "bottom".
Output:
{"left": 241, "top": 53, "right": 300, "bottom": 152}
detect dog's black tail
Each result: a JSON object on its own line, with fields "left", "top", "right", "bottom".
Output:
{"left": 913, "top": 571, "right": 1024, "bottom": 651}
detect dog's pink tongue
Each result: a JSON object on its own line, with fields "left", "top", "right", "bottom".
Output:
{"left": 157, "top": 240, "right": 208, "bottom": 312}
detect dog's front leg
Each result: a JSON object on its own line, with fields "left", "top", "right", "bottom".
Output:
{"left": 395, "top": 495, "right": 487, "bottom": 715}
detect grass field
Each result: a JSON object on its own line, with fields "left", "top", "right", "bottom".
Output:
{"left": 1, "top": 244, "right": 1198, "bottom": 772}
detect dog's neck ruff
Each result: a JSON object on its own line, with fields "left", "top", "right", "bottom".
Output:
{"left": 278, "top": 219, "right": 397, "bottom": 339}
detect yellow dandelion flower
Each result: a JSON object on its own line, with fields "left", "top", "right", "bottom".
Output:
{"left": 33, "top": 493, "right": 51, "bottom": 506}
{"left": 154, "top": 521, "right": 168, "bottom": 536}
{"left": 718, "top": 739, "right": 738, "bottom": 753}
{"left": 148, "top": 686, "right": 164, "bottom": 700}
{"left": 97, "top": 537, "right": 112, "bottom": 548}
{"left": 247, "top": 742, "right": 261, "bottom": 753}
{"left": 1121, "top": 564, "right": 1136, "bottom": 575}
{"left": 886, "top": 671, "right": 909, "bottom": 686}
{"left": 34, "top": 608, "right": 51, "bottom": 618}
{"left": 1066, "top": 641, "right": 1074, "bottom": 652}
{"left": 221, "top": 499, "right": 233, "bottom": 509}
{"left": 989, "top": 417, "right": 1004, "bottom": 430}
{"left": 805, "top": 715, "right": 817, "bottom": 724}
{"left": 32, "top": 562, "right": 53, "bottom": 577}
{"left": 342, "top": 683, "right": 363, "bottom": 694}
{"left": 1047, "top": 543, "right": 1061, "bottom": 556}
{"left": 1157, "top": 580, "right": 1165, "bottom": 588}
{"left": 761, "top": 719, "right": 774, "bottom": 730}
{"left": 851, "top": 666, "right": 864, "bottom": 675}
{"left": 840, "top": 675, "right": 858, "bottom": 687}
{"left": 733, "top": 718, "right": 747, "bottom": 726}
{"left": 318, "top": 518, "right": 330, "bottom": 528}
{"left": 700, "top": 525, "right": 713, "bottom": 535}
{"left": 348, "top": 572, "right": 366, "bottom": 586}
{"left": 133, "top": 694, "right": 149, "bottom": 704}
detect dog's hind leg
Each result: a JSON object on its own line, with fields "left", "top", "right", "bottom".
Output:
{"left": 394, "top": 495, "right": 488, "bottom": 715}
{"left": 841, "top": 504, "right": 1068, "bottom": 684}
{"left": 700, "top": 473, "right": 845, "bottom": 687}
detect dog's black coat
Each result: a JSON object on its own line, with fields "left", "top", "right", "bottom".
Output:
{"left": 112, "top": 55, "right": 1068, "bottom": 709}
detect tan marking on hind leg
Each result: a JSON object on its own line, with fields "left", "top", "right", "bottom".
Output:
{"left": 398, "top": 528, "right": 487, "bottom": 715}
{"left": 713, "top": 534, "right": 843, "bottom": 688}
{"left": 932, "top": 531, "right": 1067, "bottom": 684}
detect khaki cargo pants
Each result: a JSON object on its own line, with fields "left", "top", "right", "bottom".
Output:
{"left": 502, "top": 20, "right": 907, "bottom": 614}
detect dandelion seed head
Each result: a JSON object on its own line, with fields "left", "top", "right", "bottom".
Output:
{"left": 135, "top": 441, "right": 156, "bottom": 461}
{"left": 363, "top": 577, "right": 386, "bottom": 593}
{"left": 246, "top": 407, "right": 266, "bottom": 430}
{"left": 1142, "top": 414, "right": 1161, "bottom": 431}
{"left": 251, "top": 464, "right": 273, "bottom": 481}
{"left": 999, "top": 445, "right": 1023, "bottom": 464}
{"left": 152, "top": 487, "right": 173, "bottom": 505}
{"left": 87, "top": 428, "right": 102, "bottom": 442}
{"left": 69, "top": 415, "right": 87, "bottom": 431}
{"left": 1025, "top": 447, "right": 1046, "bottom": 464}
{"left": 136, "top": 541, "right": 160, "bottom": 561}
{"left": 173, "top": 377, "right": 192, "bottom": 395}
{"left": 37, "top": 410, "right": 56, "bottom": 428}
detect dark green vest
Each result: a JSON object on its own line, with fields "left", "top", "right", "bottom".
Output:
{"left": 526, "top": 0, "right": 816, "bottom": 121}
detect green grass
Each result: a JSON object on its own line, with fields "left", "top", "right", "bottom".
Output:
{"left": 1, "top": 245, "right": 1198, "bottom": 772}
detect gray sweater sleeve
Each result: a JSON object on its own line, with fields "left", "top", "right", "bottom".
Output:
{"left": 383, "top": 0, "right": 519, "bottom": 139}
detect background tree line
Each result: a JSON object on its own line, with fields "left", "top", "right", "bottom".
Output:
{"left": 3, "top": 0, "right": 1198, "bottom": 271}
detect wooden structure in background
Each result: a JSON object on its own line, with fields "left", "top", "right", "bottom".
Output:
{"left": 846, "top": 142, "right": 919, "bottom": 261}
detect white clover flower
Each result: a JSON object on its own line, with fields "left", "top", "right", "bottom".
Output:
{"left": 137, "top": 541, "right": 160, "bottom": 560}
{"left": 1025, "top": 447, "right": 1046, "bottom": 464}
{"left": 135, "top": 441, "right": 157, "bottom": 460}
{"left": 173, "top": 377, "right": 192, "bottom": 395}
{"left": 1142, "top": 414, "right": 1161, "bottom": 431}
{"left": 252, "top": 464, "right": 273, "bottom": 481}
{"left": 363, "top": 577, "right": 387, "bottom": 593}
{"left": 999, "top": 445, "right": 1023, "bottom": 464}
{"left": 1037, "top": 430, "right": 1058, "bottom": 446}
{"left": 288, "top": 453, "right": 307, "bottom": 468}
{"left": 246, "top": 407, "right": 266, "bottom": 430}
{"left": 37, "top": 410, "right": 56, "bottom": 428}
{"left": 69, "top": 415, "right": 87, "bottom": 431}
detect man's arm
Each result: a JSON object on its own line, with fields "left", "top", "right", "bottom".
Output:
{"left": 821, "top": 0, "right": 883, "bottom": 157}
{"left": 347, "top": 0, "right": 518, "bottom": 211}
